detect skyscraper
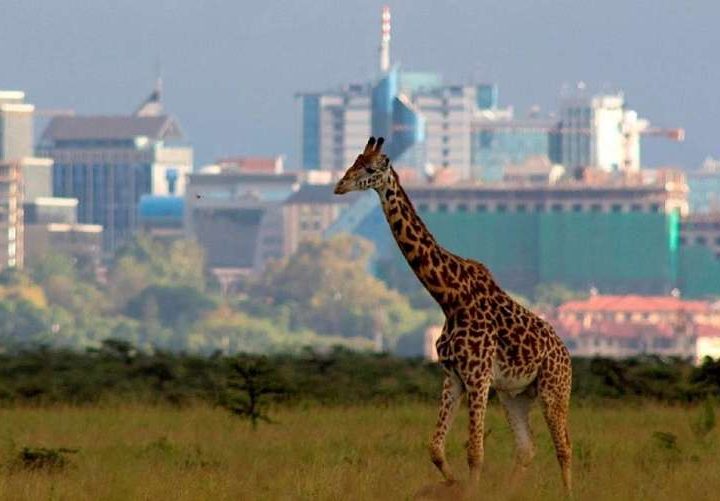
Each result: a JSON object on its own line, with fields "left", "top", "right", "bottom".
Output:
{"left": 39, "top": 86, "right": 192, "bottom": 251}
{"left": 559, "top": 92, "right": 646, "bottom": 172}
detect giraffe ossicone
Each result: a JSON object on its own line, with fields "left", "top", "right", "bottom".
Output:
{"left": 334, "top": 136, "right": 573, "bottom": 493}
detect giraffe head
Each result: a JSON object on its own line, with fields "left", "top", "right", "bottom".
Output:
{"left": 334, "top": 136, "right": 392, "bottom": 195}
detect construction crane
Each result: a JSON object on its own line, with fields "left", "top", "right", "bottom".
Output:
{"left": 471, "top": 119, "right": 684, "bottom": 173}
{"left": 641, "top": 127, "right": 685, "bottom": 141}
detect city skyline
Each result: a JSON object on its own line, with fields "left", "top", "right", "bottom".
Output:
{"left": 2, "top": 0, "right": 718, "bottom": 169}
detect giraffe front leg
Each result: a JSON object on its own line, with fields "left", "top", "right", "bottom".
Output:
{"left": 466, "top": 376, "right": 491, "bottom": 486}
{"left": 429, "top": 371, "right": 464, "bottom": 483}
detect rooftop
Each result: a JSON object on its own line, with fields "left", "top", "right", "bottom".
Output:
{"left": 189, "top": 171, "right": 299, "bottom": 185}
{"left": 30, "top": 197, "right": 78, "bottom": 207}
{"left": 216, "top": 156, "right": 284, "bottom": 175}
{"left": 558, "top": 295, "right": 710, "bottom": 314}
{"left": 285, "top": 184, "right": 362, "bottom": 205}
{"left": 42, "top": 115, "right": 182, "bottom": 142}
{"left": 138, "top": 195, "right": 184, "bottom": 219}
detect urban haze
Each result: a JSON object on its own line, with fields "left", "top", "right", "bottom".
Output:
{"left": 2, "top": 0, "right": 718, "bottom": 167}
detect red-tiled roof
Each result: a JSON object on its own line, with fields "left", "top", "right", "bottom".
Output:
{"left": 696, "top": 324, "right": 720, "bottom": 338}
{"left": 216, "top": 157, "right": 282, "bottom": 174}
{"left": 558, "top": 295, "right": 710, "bottom": 314}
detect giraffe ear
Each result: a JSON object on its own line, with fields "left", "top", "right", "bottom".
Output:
{"left": 375, "top": 137, "right": 385, "bottom": 152}
{"left": 364, "top": 137, "right": 376, "bottom": 154}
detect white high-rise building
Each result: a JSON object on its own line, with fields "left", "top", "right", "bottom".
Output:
{"left": 0, "top": 90, "right": 34, "bottom": 161}
{"left": 414, "top": 85, "right": 475, "bottom": 175}
{"left": 305, "top": 86, "right": 372, "bottom": 173}
{"left": 560, "top": 93, "right": 647, "bottom": 173}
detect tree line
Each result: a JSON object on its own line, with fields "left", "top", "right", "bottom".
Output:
{"left": 0, "top": 342, "right": 718, "bottom": 406}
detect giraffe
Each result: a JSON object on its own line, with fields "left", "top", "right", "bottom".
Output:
{"left": 334, "top": 137, "right": 572, "bottom": 492}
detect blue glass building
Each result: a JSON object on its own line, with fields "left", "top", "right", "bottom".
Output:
{"left": 40, "top": 115, "right": 192, "bottom": 252}
{"left": 471, "top": 120, "right": 559, "bottom": 181}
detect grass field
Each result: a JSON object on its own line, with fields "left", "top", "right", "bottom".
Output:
{"left": 0, "top": 402, "right": 718, "bottom": 500}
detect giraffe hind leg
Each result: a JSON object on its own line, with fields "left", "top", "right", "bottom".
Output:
{"left": 498, "top": 388, "right": 536, "bottom": 483}
{"left": 538, "top": 356, "right": 572, "bottom": 494}
{"left": 429, "top": 371, "right": 464, "bottom": 483}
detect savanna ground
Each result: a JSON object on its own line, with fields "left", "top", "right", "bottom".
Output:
{"left": 0, "top": 402, "right": 718, "bottom": 501}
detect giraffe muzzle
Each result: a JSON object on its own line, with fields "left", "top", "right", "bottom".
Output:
{"left": 334, "top": 182, "right": 350, "bottom": 195}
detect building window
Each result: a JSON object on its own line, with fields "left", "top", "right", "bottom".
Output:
{"left": 650, "top": 203, "right": 661, "bottom": 213}
{"left": 591, "top": 204, "right": 602, "bottom": 212}
{"left": 551, "top": 203, "right": 563, "bottom": 213}
{"left": 535, "top": 203, "right": 545, "bottom": 213}
{"left": 572, "top": 204, "right": 583, "bottom": 213}
{"left": 696, "top": 236, "right": 707, "bottom": 246}
{"left": 679, "top": 236, "right": 686, "bottom": 245}
{"left": 476, "top": 204, "right": 487, "bottom": 213}
{"left": 611, "top": 204, "right": 623, "bottom": 213}
{"left": 438, "top": 203, "right": 448, "bottom": 213}
{"left": 715, "top": 236, "right": 720, "bottom": 245}
{"left": 418, "top": 203, "right": 428, "bottom": 212}
{"left": 457, "top": 203, "right": 468, "bottom": 212}
{"left": 516, "top": 204, "right": 527, "bottom": 213}
{"left": 631, "top": 204, "right": 642, "bottom": 212}
{"left": 496, "top": 204, "right": 507, "bottom": 213}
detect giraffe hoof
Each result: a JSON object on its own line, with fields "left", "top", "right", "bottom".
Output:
{"left": 413, "top": 480, "right": 467, "bottom": 500}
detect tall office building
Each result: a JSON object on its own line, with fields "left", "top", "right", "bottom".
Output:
{"left": 559, "top": 92, "right": 647, "bottom": 173}
{"left": 39, "top": 86, "right": 192, "bottom": 251}
{"left": 0, "top": 91, "right": 34, "bottom": 161}
{"left": 298, "top": 84, "right": 372, "bottom": 172}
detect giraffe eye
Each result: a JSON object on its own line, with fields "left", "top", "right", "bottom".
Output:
{"left": 364, "top": 166, "right": 374, "bottom": 174}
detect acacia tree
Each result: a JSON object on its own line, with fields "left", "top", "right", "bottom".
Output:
{"left": 222, "top": 356, "right": 286, "bottom": 429}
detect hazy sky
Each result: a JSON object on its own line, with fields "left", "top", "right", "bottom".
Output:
{"left": 2, "top": 0, "right": 718, "bottom": 169}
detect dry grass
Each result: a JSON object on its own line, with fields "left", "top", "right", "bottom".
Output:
{"left": 0, "top": 401, "right": 718, "bottom": 500}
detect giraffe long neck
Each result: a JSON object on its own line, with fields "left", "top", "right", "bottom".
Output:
{"left": 375, "top": 170, "right": 454, "bottom": 304}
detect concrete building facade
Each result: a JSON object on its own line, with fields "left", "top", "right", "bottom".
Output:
{"left": 283, "top": 184, "right": 360, "bottom": 257}
{"left": 185, "top": 166, "right": 300, "bottom": 282}
{"left": 23, "top": 197, "right": 103, "bottom": 270}
{"left": 0, "top": 160, "right": 24, "bottom": 269}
